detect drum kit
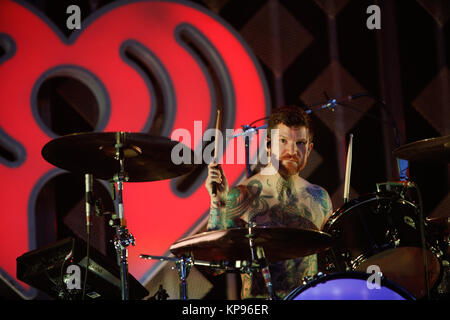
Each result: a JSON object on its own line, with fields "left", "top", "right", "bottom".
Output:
{"left": 41, "top": 128, "right": 449, "bottom": 301}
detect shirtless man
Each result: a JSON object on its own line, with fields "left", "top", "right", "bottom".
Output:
{"left": 205, "top": 106, "right": 333, "bottom": 299}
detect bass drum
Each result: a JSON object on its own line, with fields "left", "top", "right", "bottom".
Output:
{"left": 284, "top": 272, "right": 415, "bottom": 300}
{"left": 322, "top": 192, "right": 441, "bottom": 298}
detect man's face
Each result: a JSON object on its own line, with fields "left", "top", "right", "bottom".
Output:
{"left": 269, "top": 123, "right": 313, "bottom": 177}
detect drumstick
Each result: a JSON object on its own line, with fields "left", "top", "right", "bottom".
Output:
{"left": 212, "top": 109, "right": 221, "bottom": 196}
{"left": 343, "top": 134, "right": 353, "bottom": 203}
{"left": 213, "top": 109, "right": 221, "bottom": 161}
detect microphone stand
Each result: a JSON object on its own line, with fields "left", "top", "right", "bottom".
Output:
{"left": 232, "top": 124, "right": 268, "bottom": 179}
{"left": 82, "top": 173, "right": 93, "bottom": 300}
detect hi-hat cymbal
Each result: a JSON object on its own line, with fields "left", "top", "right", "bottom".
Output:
{"left": 392, "top": 135, "right": 450, "bottom": 162}
{"left": 170, "top": 226, "right": 332, "bottom": 262}
{"left": 42, "top": 132, "right": 196, "bottom": 182}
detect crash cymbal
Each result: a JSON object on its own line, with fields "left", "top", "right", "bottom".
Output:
{"left": 392, "top": 135, "right": 450, "bottom": 162}
{"left": 170, "top": 226, "right": 332, "bottom": 262}
{"left": 42, "top": 132, "right": 196, "bottom": 182}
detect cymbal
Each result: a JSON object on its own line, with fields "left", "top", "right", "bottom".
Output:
{"left": 42, "top": 132, "right": 196, "bottom": 182}
{"left": 392, "top": 135, "right": 450, "bottom": 162}
{"left": 170, "top": 226, "right": 332, "bottom": 262}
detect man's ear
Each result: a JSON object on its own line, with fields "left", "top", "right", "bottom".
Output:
{"left": 308, "top": 142, "right": 314, "bottom": 155}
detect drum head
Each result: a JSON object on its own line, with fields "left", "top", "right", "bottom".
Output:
{"left": 284, "top": 272, "right": 415, "bottom": 300}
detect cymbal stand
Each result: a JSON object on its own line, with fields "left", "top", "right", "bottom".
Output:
{"left": 256, "top": 246, "right": 276, "bottom": 300}
{"left": 113, "top": 132, "right": 135, "bottom": 300}
{"left": 139, "top": 254, "right": 191, "bottom": 300}
{"left": 245, "top": 222, "right": 277, "bottom": 300}
{"left": 246, "top": 222, "right": 257, "bottom": 261}
{"left": 177, "top": 256, "right": 192, "bottom": 300}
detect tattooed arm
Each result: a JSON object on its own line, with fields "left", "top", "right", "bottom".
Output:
{"left": 301, "top": 184, "right": 333, "bottom": 229}
{"left": 318, "top": 187, "right": 333, "bottom": 230}
{"left": 206, "top": 162, "right": 229, "bottom": 230}
{"left": 207, "top": 185, "right": 252, "bottom": 230}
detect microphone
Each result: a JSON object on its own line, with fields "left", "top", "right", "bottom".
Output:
{"left": 305, "top": 93, "right": 369, "bottom": 114}
{"left": 85, "top": 174, "right": 93, "bottom": 234}
{"left": 346, "top": 92, "right": 369, "bottom": 101}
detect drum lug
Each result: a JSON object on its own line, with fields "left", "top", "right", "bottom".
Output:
{"left": 385, "top": 228, "right": 400, "bottom": 247}
{"left": 302, "top": 276, "right": 313, "bottom": 285}
{"left": 376, "top": 199, "right": 392, "bottom": 215}
{"left": 302, "top": 272, "right": 325, "bottom": 285}
{"left": 403, "top": 216, "right": 416, "bottom": 229}
{"left": 325, "top": 262, "right": 335, "bottom": 272}
{"left": 331, "top": 228, "right": 342, "bottom": 239}
{"left": 340, "top": 251, "right": 353, "bottom": 270}
{"left": 341, "top": 251, "right": 350, "bottom": 259}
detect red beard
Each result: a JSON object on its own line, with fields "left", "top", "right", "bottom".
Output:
{"left": 279, "top": 154, "right": 301, "bottom": 176}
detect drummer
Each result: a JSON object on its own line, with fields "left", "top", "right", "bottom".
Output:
{"left": 205, "top": 105, "right": 333, "bottom": 299}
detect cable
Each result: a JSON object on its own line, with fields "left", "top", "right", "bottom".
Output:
{"left": 82, "top": 227, "right": 90, "bottom": 300}
{"left": 59, "top": 239, "right": 75, "bottom": 299}
{"left": 249, "top": 116, "right": 269, "bottom": 127}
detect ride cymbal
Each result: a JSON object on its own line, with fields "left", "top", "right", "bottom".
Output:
{"left": 42, "top": 132, "right": 196, "bottom": 182}
{"left": 392, "top": 135, "right": 450, "bottom": 162}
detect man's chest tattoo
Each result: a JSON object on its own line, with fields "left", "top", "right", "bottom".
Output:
{"left": 248, "top": 180, "right": 273, "bottom": 221}
{"left": 224, "top": 178, "right": 327, "bottom": 229}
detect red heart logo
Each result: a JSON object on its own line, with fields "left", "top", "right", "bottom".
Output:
{"left": 0, "top": 0, "right": 268, "bottom": 297}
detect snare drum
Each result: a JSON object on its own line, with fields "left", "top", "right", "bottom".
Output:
{"left": 284, "top": 272, "right": 415, "bottom": 300}
{"left": 322, "top": 192, "right": 441, "bottom": 298}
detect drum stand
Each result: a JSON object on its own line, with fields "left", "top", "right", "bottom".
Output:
{"left": 246, "top": 222, "right": 277, "bottom": 300}
{"left": 139, "top": 254, "right": 239, "bottom": 300}
{"left": 139, "top": 255, "right": 190, "bottom": 299}
{"left": 111, "top": 132, "right": 135, "bottom": 300}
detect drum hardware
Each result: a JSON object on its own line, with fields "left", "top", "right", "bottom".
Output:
{"left": 246, "top": 222, "right": 257, "bottom": 261}
{"left": 255, "top": 246, "right": 277, "bottom": 300}
{"left": 148, "top": 285, "right": 170, "bottom": 300}
{"left": 42, "top": 131, "right": 196, "bottom": 300}
{"left": 330, "top": 228, "right": 342, "bottom": 239}
{"left": 231, "top": 122, "right": 268, "bottom": 179}
{"left": 139, "top": 254, "right": 248, "bottom": 299}
{"left": 385, "top": 228, "right": 400, "bottom": 247}
{"left": 139, "top": 254, "right": 190, "bottom": 300}
{"left": 169, "top": 226, "right": 332, "bottom": 300}
{"left": 301, "top": 272, "right": 325, "bottom": 286}
{"left": 241, "top": 222, "right": 276, "bottom": 299}
{"left": 376, "top": 181, "right": 417, "bottom": 199}
{"left": 403, "top": 216, "right": 416, "bottom": 229}
{"left": 375, "top": 198, "right": 393, "bottom": 215}
{"left": 322, "top": 190, "right": 441, "bottom": 299}
{"left": 324, "top": 256, "right": 336, "bottom": 272}
{"left": 376, "top": 180, "right": 434, "bottom": 299}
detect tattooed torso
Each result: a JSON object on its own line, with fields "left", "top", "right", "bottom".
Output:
{"left": 207, "top": 172, "right": 332, "bottom": 299}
